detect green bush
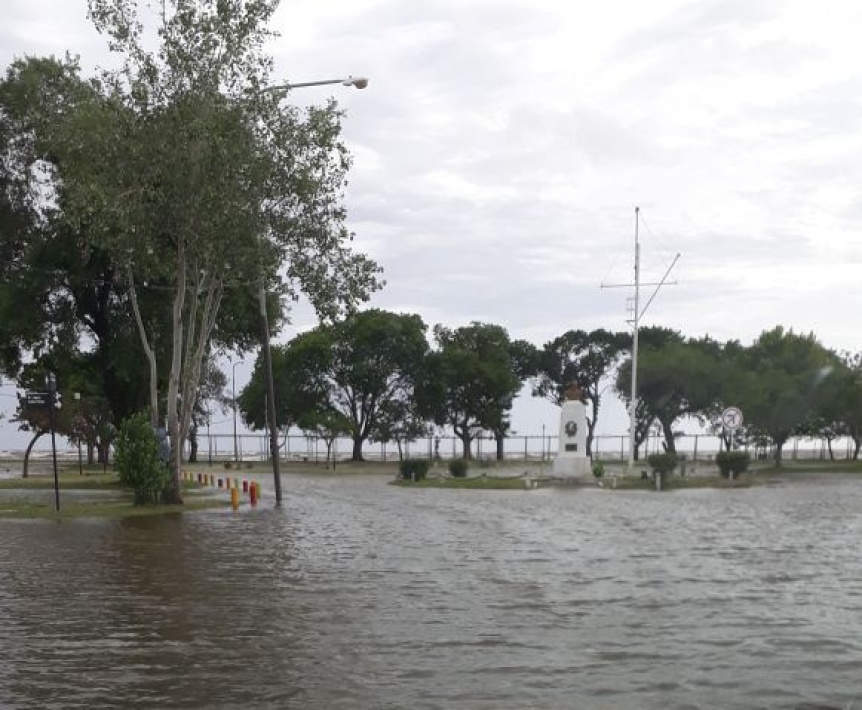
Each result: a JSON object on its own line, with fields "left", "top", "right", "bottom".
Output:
{"left": 647, "top": 452, "right": 678, "bottom": 476}
{"left": 399, "top": 458, "right": 429, "bottom": 481}
{"left": 115, "top": 412, "right": 170, "bottom": 505}
{"left": 716, "top": 451, "right": 751, "bottom": 478}
{"left": 592, "top": 460, "right": 605, "bottom": 478}
{"left": 449, "top": 458, "right": 469, "bottom": 478}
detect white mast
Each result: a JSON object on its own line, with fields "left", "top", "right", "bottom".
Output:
{"left": 601, "top": 206, "right": 680, "bottom": 471}
{"left": 627, "top": 207, "right": 640, "bottom": 470}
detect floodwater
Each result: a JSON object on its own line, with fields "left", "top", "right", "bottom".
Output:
{"left": 1, "top": 474, "right": 861, "bottom": 709}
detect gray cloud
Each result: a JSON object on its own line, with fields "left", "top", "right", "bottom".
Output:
{"left": 3, "top": 0, "right": 862, "bottom": 448}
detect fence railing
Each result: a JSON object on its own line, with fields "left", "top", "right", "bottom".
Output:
{"left": 185, "top": 432, "right": 860, "bottom": 465}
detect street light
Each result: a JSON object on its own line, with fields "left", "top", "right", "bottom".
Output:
{"left": 74, "top": 392, "right": 83, "bottom": 475}
{"left": 45, "top": 373, "right": 60, "bottom": 512}
{"left": 264, "top": 76, "right": 369, "bottom": 93}
{"left": 258, "top": 74, "right": 368, "bottom": 507}
{"left": 231, "top": 360, "right": 241, "bottom": 464}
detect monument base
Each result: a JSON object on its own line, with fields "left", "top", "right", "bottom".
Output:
{"left": 552, "top": 457, "right": 592, "bottom": 478}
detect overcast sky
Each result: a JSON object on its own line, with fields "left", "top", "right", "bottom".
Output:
{"left": 2, "top": 0, "right": 862, "bottom": 450}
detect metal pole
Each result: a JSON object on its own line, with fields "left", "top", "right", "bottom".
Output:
{"left": 232, "top": 361, "right": 240, "bottom": 463}
{"left": 73, "top": 392, "right": 83, "bottom": 475}
{"left": 46, "top": 374, "right": 60, "bottom": 512}
{"left": 259, "top": 283, "right": 283, "bottom": 505}
{"left": 628, "top": 207, "right": 640, "bottom": 471}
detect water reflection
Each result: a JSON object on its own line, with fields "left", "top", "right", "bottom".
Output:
{"left": 1, "top": 474, "right": 861, "bottom": 708}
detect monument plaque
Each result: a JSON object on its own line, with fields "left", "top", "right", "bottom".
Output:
{"left": 552, "top": 383, "right": 590, "bottom": 477}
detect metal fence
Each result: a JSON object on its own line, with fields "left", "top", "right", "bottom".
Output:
{"left": 190, "top": 432, "right": 860, "bottom": 465}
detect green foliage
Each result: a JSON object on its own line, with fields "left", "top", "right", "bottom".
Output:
{"left": 647, "top": 452, "right": 678, "bottom": 476}
{"left": 399, "top": 458, "right": 429, "bottom": 481}
{"left": 417, "top": 323, "right": 523, "bottom": 459}
{"left": 449, "top": 458, "right": 469, "bottom": 478}
{"left": 617, "top": 331, "right": 725, "bottom": 456}
{"left": 592, "top": 460, "right": 605, "bottom": 478}
{"left": 114, "top": 412, "right": 169, "bottom": 504}
{"left": 241, "top": 310, "right": 428, "bottom": 461}
{"left": 731, "top": 327, "right": 839, "bottom": 463}
{"left": 715, "top": 451, "right": 751, "bottom": 478}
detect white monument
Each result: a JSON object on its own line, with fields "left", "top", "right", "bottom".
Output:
{"left": 552, "top": 384, "right": 591, "bottom": 478}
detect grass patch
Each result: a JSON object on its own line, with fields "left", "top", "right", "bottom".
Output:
{"left": 760, "top": 460, "right": 862, "bottom": 474}
{"left": 608, "top": 474, "right": 761, "bottom": 491}
{"left": 0, "top": 472, "right": 123, "bottom": 490}
{"left": 393, "top": 475, "right": 527, "bottom": 490}
{"left": 0, "top": 472, "right": 203, "bottom": 491}
{"left": 0, "top": 497, "right": 231, "bottom": 520}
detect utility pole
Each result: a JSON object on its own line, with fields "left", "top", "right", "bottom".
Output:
{"left": 259, "top": 284, "right": 283, "bottom": 505}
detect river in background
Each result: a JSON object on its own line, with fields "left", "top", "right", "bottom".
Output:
{"left": 1, "top": 474, "right": 861, "bottom": 709}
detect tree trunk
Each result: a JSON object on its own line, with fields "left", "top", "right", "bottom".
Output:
{"left": 165, "top": 241, "right": 187, "bottom": 505}
{"left": 127, "top": 266, "right": 159, "bottom": 427}
{"left": 87, "top": 442, "right": 95, "bottom": 465}
{"left": 460, "top": 433, "right": 471, "bottom": 459}
{"left": 826, "top": 437, "right": 835, "bottom": 462}
{"left": 22, "top": 431, "right": 46, "bottom": 478}
{"left": 854, "top": 437, "right": 861, "bottom": 461}
{"left": 188, "top": 426, "right": 198, "bottom": 463}
{"left": 396, "top": 439, "right": 404, "bottom": 461}
{"left": 97, "top": 441, "right": 110, "bottom": 465}
{"left": 586, "top": 396, "right": 599, "bottom": 457}
{"left": 661, "top": 419, "right": 676, "bottom": 454}
{"left": 351, "top": 434, "right": 364, "bottom": 461}
{"left": 495, "top": 433, "right": 505, "bottom": 461}
{"left": 773, "top": 440, "right": 784, "bottom": 466}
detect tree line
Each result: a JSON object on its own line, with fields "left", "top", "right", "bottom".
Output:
{"left": 237, "top": 314, "right": 862, "bottom": 465}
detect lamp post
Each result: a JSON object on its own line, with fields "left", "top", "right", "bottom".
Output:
{"left": 258, "top": 75, "right": 368, "bottom": 507}
{"left": 74, "top": 392, "right": 83, "bottom": 475}
{"left": 231, "top": 360, "right": 241, "bottom": 464}
{"left": 45, "top": 373, "right": 60, "bottom": 512}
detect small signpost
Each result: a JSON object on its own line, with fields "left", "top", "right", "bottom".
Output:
{"left": 721, "top": 406, "right": 744, "bottom": 480}
{"left": 25, "top": 391, "right": 50, "bottom": 408}
{"left": 29, "top": 377, "right": 61, "bottom": 511}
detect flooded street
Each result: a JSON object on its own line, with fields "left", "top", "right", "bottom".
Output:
{"left": 1, "top": 474, "right": 861, "bottom": 709}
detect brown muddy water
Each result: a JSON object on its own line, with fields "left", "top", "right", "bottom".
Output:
{"left": 1, "top": 473, "right": 861, "bottom": 709}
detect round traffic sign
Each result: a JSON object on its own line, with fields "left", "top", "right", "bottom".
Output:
{"left": 721, "top": 406, "right": 743, "bottom": 431}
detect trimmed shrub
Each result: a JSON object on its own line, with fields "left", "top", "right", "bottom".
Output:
{"left": 647, "top": 452, "right": 678, "bottom": 476}
{"left": 399, "top": 458, "right": 429, "bottom": 481}
{"left": 115, "top": 412, "right": 170, "bottom": 505}
{"left": 449, "top": 458, "right": 469, "bottom": 478}
{"left": 716, "top": 451, "right": 751, "bottom": 478}
{"left": 592, "top": 460, "right": 605, "bottom": 478}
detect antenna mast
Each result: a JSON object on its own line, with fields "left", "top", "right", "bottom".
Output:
{"left": 600, "top": 207, "right": 681, "bottom": 470}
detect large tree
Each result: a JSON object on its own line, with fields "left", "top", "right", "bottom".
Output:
{"left": 826, "top": 353, "right": 862, "bottom": 460}
{"left": 534, "top": 329, "right": 629, "bottom": 456}
{"left": 614, "top": 328, "right": 726, "bottom": 458}
{"left": 417, "top": 323, "right": 522, "bottom": 459}
{"left": 241, "top": 310, "right": 428, "bottom": 461}
{"left": 9, "top": 1, "right": 381, "bottom": 501}
{"left": 730, "top": 327, "right": 838, "bottom": 464}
